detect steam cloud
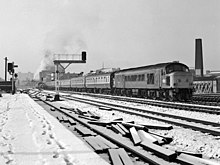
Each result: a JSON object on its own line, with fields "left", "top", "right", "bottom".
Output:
{"left": 34, "top": 31, "right": 87, "bottom": 79}
{"left": 33, "top": 0, "right": 100, "bottom": 80}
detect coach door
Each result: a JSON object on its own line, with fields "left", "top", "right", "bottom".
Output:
{"left": 121, "top": 75, "right": 125, "bottom": 88}
{"left": 155, "top": 69, "right": 161, "bottom": 88}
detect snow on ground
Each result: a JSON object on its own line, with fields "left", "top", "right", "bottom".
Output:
{"left": 59, "top": 94, "right": 220, "bottom": 163}
{"left": 0, "top": 94, "right": 109, "bottom": 165}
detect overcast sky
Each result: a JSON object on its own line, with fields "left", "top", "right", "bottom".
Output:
{"left": 0, "top": 0, "right": 220, "bottom": 79}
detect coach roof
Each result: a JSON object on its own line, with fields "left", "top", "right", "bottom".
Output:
{"left": 115, "top": 62, "right": 182, "bottom": 73}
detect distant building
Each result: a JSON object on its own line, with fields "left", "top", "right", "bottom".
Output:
{"left": 206, "top": 70, "right": 220, "bottom": 76}
{"left": 16, "top": 72, "right": 35, "bottom": 88}
{"left": 18, "top": 72, "right": 34, "bottom": 82}
{"left": 39, "top": 65, "right": 65, "bottom": 82}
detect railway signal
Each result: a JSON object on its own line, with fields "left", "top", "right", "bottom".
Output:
{"left": 82, "top": 51, "right": 86, "bottom": 61}
{"left": 8, "top": 62, "right": 14, "bottom": 74}
{"left": 53, "top": 51, "right": 87, "bottom": 101}
{"left": 7, "top": 62, "right": 18, "bottom": 94}
{"left": 8, "top": 62, "right": 18, "bottom": 75}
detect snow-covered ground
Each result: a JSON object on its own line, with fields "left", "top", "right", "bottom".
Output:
{"left": 0, "top": 93, "right": 109, "bottom": 165}
{"left": 59, "top": 93, "right": 220, "bottom": 164}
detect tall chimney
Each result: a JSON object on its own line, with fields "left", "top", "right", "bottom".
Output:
{"left": 195, "top": 38, "right": 204, "bottom": 76}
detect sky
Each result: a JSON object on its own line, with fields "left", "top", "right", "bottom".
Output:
{"left": 0, "top": 0, "right": 220, "bottom": 79}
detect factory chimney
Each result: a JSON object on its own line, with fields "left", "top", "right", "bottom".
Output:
{"left": 195, "top": 38, "right": 204, "bottom": 77}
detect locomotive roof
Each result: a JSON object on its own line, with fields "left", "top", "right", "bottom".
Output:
{"left": 115, "top": 62, "right": 186, "bottom": 73}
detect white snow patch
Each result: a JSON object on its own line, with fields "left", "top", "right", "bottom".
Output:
{"left": 0, "top": 94, "right": 109, "bottom": 165}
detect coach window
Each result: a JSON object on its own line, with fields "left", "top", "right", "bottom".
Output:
{"left": 147, "top": 73, "right": 154, "bottom": 84}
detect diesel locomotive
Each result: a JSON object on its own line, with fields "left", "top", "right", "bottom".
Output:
{"left": 43, "top": 61, "right": 193, "bottom": 101}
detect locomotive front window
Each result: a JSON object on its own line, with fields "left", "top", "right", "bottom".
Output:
{"left": 166, "top": 64, "right": 189, "bottom": 74}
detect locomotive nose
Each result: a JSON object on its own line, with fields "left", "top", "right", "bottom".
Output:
{"left": 171, "top": 72, "right": 193, "bottom": 88}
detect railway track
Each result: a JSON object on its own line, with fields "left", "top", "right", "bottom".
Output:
{"left": 64, "top": 91, "right": 220, "bottom": 115}
{"left": 61, "top": 94, "right": 220, "bottom": 136}
{"left": 193, "top": 94, "right": 220, "bottom": 106}
{"left": 28, "top": 90, "right": 220, "bottom": 165}
{"left": 30, "top": 93, "right": 173, "bottom": 165}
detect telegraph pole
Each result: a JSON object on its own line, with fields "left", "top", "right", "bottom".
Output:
{"left": 5, "top": 57, "right": 8, "bottom": 81}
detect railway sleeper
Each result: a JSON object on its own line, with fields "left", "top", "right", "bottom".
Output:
{"left": 140, "top": 140, "right": 177, "bottom": 162}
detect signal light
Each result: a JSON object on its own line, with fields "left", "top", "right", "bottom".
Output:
{"left": 14, "top": 73, "right": 18, "bottom": 78}
{"left": 8, "top": 63, "right": 13, "bottom": 72}
{"left": 82, "top": 51, "right": 86, "bottom": 61}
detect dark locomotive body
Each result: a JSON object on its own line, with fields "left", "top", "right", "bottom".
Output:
{"left": 43, "top": 61, "right": 193, "bottom": 101}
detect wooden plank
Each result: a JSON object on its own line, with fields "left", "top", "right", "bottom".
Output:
{"left": 138, "top": 123, "right": 173, "bottom": 130}
{"left": 137, "top": 130, "right": 158, "bottom": 144}
{"left": 78, "top": 115, "right": 99, "bottom": 121}
{"left": 96, "top": 135, "right": 118, "bottom": 149}
{"left": 87, "top": 111, "right": 100, "bottom": 119}
{"left": 140, "top": 140, "right": 177, "bottom": 161}
{"left": 88, "top": 121, "right": 110, "bottom": 126}
{"left": 110, "top": 121, "right": 123, "bottom": 124}
{"left": 62, "top": 116, "right": 69, "bottom": 123}
{"left": 68, "top": 118, "right": 76, "bottom": 125}
{"left": 108, "top": 149, "right": 124, "bottom": 165}
{"left": 94, "top": 137, "right": 110, "bottom": 151}
{"left": 76, "top": 108, "right": 87, "bottom": 115}
{"left": 75, "top": 126, "right": 97, "bottom": 136}
{"left": 84, "top": 136, "right": 103, "bottom": 152}
{"left": 111, "top": 124, "right": 121, "bottom": 134}
{"left": 176, "top": 150, "right": 202, "bottom": 158}
{"left": 129, "top": 127, "right": 141, "bottom": 145}
{"left": 118, "top": 148, "right": 134, "bottom": 165}
{"left": 111, "top": 124, "right": 126, "bottom": 136}
{"left": 148, "top": 133, "right": 165, "bottom": 145}
{"left": 60, "top": 106, "right": 75, "bottom": 111}
{"left": 176, "top": 153, "right": 219, "bottom": 165}
{"left": 148, "top": 132, "right": 173, "bottom": 144}
{"left": 122, "top": 122, "right": 146, "bottom": 130}
{"left": 117, "top": 123, "right": 129, "bottom": 135}
{"left": 113, "top": 118, "right": 123, "bottom": 121}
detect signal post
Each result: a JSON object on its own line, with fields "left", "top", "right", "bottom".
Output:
{"left": 53, "top": 51, "right": 86, "bottom": 101}
{"left": 8, "top": 62, "right": 18, "bottom": 94}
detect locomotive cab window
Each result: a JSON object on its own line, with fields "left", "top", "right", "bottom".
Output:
{"left": 166, "top": 63, "right": 189, "bottom": 74}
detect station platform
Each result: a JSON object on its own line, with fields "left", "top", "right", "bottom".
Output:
{"left": 0, "top": 93, "right": 110, "bottom": 165}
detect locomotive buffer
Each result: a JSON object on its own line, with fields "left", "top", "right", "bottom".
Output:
{"left": 53, "top": 52, "right": 86, "bottom": 101}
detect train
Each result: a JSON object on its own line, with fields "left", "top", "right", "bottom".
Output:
{"left": 42, "top": 61, "right": 194, "bottom": 101}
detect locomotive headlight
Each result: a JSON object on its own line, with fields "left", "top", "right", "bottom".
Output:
{"left": 162, "top": 79, "right": 166, "bottom": 84}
